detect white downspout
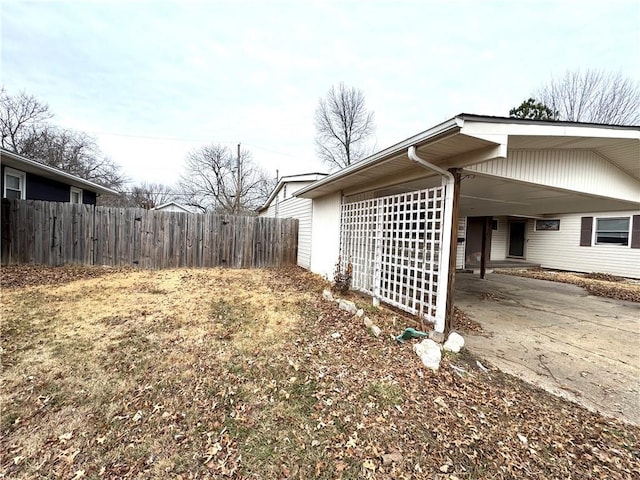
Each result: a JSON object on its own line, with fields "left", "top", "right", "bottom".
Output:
{"left": 407, "top": 146, "right": 455, "bottom": 333}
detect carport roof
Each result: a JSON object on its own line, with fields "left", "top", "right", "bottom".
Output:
{"left": 296, "top": 114, "right": 640, "bottom": 199}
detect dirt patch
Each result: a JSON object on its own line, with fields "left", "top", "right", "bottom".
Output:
{"left": 2, "top": 267, "right": 639, "bottom": 479}
{"left": 494, "top": 268, "right": 640, "bottom": 302}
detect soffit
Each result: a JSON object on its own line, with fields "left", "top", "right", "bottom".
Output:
{"left": 508, "top": 135, "right": 640, "bottom": 180}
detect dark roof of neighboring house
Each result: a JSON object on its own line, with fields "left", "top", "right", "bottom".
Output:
{"left": 0, "top": 148, "right": 119, "bottom": 196}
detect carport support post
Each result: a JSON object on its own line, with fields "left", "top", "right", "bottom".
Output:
{"left": 444, "top": 168, "right": 462, "bottom": 334}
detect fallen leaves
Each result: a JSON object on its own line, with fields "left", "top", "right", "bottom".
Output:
{"left": 1, "top": 266, "right": 639, "bottom": 480}
{"left": 495, "top": 268, "right": 640, "bottom": 302}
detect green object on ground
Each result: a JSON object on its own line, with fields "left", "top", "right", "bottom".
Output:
{"left": 396, "top": 327, "right": 429, "bottom": 343}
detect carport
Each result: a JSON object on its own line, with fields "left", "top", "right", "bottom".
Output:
{"left": 297, "top": 115, "right": 640, "bottom": 333}
{"left": 456, "top": 272, "right": 640, "bottom": 425}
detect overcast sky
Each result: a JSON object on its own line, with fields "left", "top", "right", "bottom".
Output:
{"left": 2, "top": 0, "right": 639, "bottom": 186}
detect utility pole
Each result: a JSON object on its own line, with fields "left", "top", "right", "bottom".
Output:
{"left": 236, "top": 143, "right": 241, "bottom": 214}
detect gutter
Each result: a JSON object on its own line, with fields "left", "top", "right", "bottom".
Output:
{"left": 407, "top": 146, "right": 454, "bottom": 333}
{"left": 296, "top": 117, "right": 463, "bottom": 199}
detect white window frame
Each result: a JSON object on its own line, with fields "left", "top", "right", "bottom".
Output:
{"left": 3, "top": 167, "right": 26, "bottom": 200}
{"left": 593, "top": 216, "right": 631, "bottom": 247}
{"left": 70, "top": 186, "right": 83, "bottom": 204}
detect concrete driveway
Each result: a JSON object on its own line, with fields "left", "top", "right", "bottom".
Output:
{"left": 455, "top": 273, "right": 640, "bottom": 426}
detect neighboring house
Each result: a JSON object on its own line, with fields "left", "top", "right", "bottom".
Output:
{"left": 151, "top": 201, "right": 192, "bottom": 213}
{"left": 258, "top": 173, "right": 327, "bottom": 269}
{"left": 1, "top": 148, "right": 118, "bottom": 204}
{"left": 294, "top": 114, "right": 640, "bottom": 332}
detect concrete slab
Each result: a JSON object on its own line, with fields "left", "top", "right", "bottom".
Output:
{"left": 455, "top": 272, "right": 640, "bottom": 426}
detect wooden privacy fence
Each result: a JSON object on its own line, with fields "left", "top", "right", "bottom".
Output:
{"left": 1, "top": 199, "right": 298, "bottom": 269}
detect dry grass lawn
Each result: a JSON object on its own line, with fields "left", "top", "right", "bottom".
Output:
{"left": 1, "top": 265, "right": 638, "bottom": 479}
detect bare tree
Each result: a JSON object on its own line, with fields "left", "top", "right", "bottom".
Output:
{"left": 21, "top": 127, "right": 126, "bottom": 189}
{"left": 1, "top": 88, "right": 126, "bottom": 189}
{"left": 128, "top": 182, "right": 176, "bottom": 209}
{"left": 535, "top": 69, "right": 640, "bottom": 125}
{"left": 178, "top": 144, "right": 273, "bottom": 214}
{"left": 0, "top": 88, "right": 53, "bottom": 151}
{"left": 315, "top": 83, "right": 375, "bottom": 170}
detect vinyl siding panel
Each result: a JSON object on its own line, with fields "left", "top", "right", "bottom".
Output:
{"left": 259, "top": 203, "right": 277, "bottom": 218}
{"left": 278, "top": 197, "right": 313, "bottom": 269}
{"left": 490, "top": 217, "right": 508, "bottom": 260}
{"left": 526, "top": 211, "right": 640, "bottom": 278}
{"left": 456, "top": 217, "right": 467, "bottom": 269}
{"left": 468, "top": 149, "right": 640, "bottom": 203}
{"left": 259, "top": 197, "right": 312, "bottom": 269}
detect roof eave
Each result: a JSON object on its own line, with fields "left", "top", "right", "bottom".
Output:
{"left": 1, "top": 149, "right": 120, "bottom": 196}
{"left": 296, "top": 116, "right": 463, "bottom": 199}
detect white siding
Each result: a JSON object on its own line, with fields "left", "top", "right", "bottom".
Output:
{"left": 468, "top": 149, "right": 640, "bottom": 203}
{"left": 490, "top": 217, "right": 508, "bottom": 260}
{"left": 259, "top": 203, "right": 277, "bottom": 217}
{"left": 310, "top": 192, "right": 342, "bottom": 279}
{"left": 456, "top": 217, "right": 466, "bottom": 269}
{"left": 278, "top": 197, "right": 313, "bottom": 269}
{"left": 525, "top": 211, "right": 640, "bottom": 278}
{"left": 259, "top": 196, "right": 313, "bottom": 269}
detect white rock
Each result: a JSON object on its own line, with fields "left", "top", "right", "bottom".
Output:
{"left": 331, "top": 332, "right": 341, "bottom": 339}
{"left": 370, "top": 325, "right": 381, "bottom": 337}
{"left": 322, "top": 289, "right": 334, "bottom": 301}
{"left": 443, "top": 332, "right": 465, "bottom": 353}
{"left": 355, "top": 309, "right": 364, "bottom": 318}
{"left": 363, "top": 316, "right": 373, "bottom": 328}
{"left": 413, "top": 339, "right": 442, "bottom": 371}
{"left": 372, "top": 297, "right": 380, "bottom": 308}
{"left": 338, "top": 299, "right": 357, "bottom": 314}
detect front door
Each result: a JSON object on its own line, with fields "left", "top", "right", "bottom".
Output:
{"left": 508, "top": 221, "right": 526, "bottom": 257}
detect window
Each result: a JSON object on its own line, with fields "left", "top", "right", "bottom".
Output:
{"left": 70, "top": 187, "right": 83, "bottom": 204}
{"left": 536, "top": 219, "right": 560, "bottom": 231}
{"left": 595, "top": 217, "right": 630, "bottom": 246}
{"left": 283, "top": 184, "right": 287, "bottom": 199}
{"left": 3, "top": 167, "right": 26, "bottom": 199}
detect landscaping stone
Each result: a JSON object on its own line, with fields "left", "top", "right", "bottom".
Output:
{"left": 355, "top": 309, "right": 364, "bottom": 318}
{"left": 443, "top": 331, "right": 465, "bottom": 353}
{"left": 331, "top": 332, "right": 341, "bottom": 339}
{"left": 428, "top": 330, "right": 445, "bottom": 343}
{"left": 363, "top": 316, "right": 373, "bottom": 328}
{"left": 370, "top": 325, "right": 381, "bottom": 337}
{"left": 322, "top": 289, "right": 334, "bottom": 301}
{"left": 338, "top": 299, "right": 357, "bottom": 314}
{"left": 414, "top": 339, "right": 442, "bottom": 371}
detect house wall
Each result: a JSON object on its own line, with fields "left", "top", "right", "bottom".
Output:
{"left": 310, "top": 192, "right": 342, "bottom": 279}
{"left": 272, "top": 196, "right": 314, "bottom": 269}
{"left": 525, "top": 210, "right": 640, "bottom": 278}
{"left": 1, "top": 165, "right": 97, "bottom": 205}
{"left": 490, "top": 217, "right": 509, "bottom": 260}
{"left": 259, "top": 180, "right": 317, "bottom": 269}
{"left": 456, "top": 217, "right": 466, "bottom": 269}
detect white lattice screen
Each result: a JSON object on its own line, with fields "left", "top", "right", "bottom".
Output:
{"left": 340, "top": 187, "right": 445, "bottom": 324}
